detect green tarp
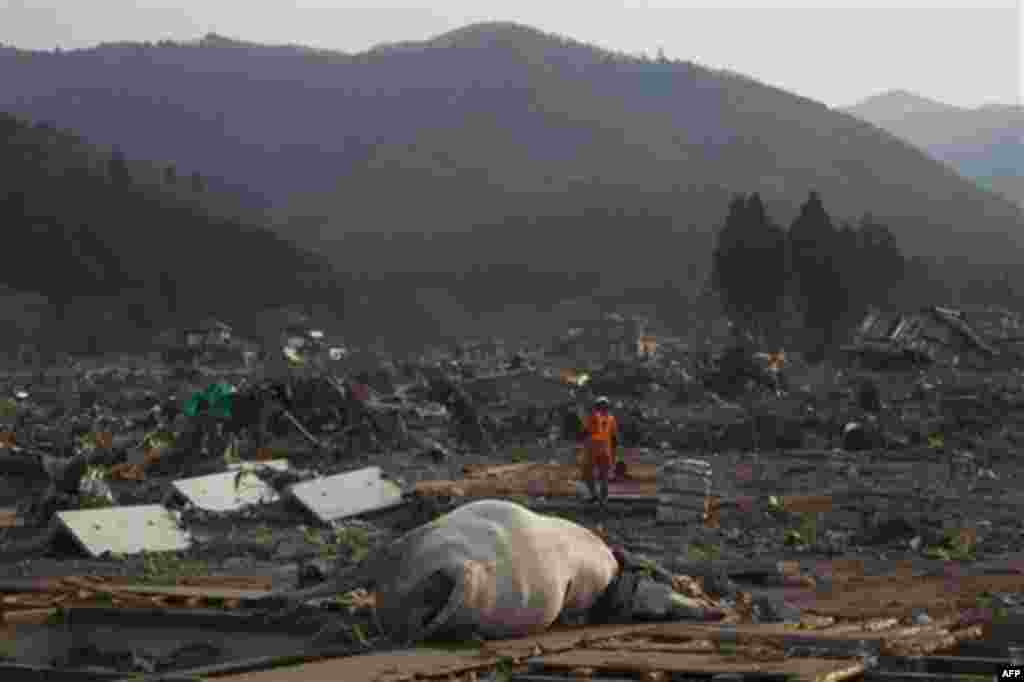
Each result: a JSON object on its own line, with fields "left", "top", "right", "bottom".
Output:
{"left": 184, "top": 382, "right": 235, "bottom": 419}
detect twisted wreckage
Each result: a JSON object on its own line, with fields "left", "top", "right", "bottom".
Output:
{"left": 842, "top": 306, "right": 1002, "bottom": 370}
{"left": 268, "top": 499, "right": 721, "bottom": 644}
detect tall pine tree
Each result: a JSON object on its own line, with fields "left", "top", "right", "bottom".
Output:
{"left": 855, "top": 212, "right": 905, "bottom": 310}
{"left": 788, "top": 191, "right": 845, "bottom": 358}
{"left": 712, "top": 193, "right": 788, "bottom": 344}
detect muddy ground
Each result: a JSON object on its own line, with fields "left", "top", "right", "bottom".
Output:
{"left": 2, "top": 359, "right": 1024, "bottom": 676}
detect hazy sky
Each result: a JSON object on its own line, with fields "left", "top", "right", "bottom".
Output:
{"left": 3, "top": 0, "right": 1020, "bottom": 108}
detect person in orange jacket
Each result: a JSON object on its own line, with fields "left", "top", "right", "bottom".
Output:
{"left": 581, "top": 396, "right": 618, "bottom": 506}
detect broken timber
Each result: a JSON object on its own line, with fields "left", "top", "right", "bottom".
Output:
{"left": 106, "top": 606, "right": 1000, "bottom": 682}
{"left": 280, "top": 409, "right": 324, "bottom": 449}
{"left": 0, "top": 508, "right": 21, "bottom": 528}
{"left": 523, "top": 651, "right": 864, "bottom": 681}
{"left": 415, "top": 461, "right": 659, "bottom": 499}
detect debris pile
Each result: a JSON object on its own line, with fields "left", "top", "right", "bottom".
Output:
{"left": 1, "top": 308, "right": 1024, "bottom": 679}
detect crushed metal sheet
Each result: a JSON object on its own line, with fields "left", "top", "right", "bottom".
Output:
{"left": 528, "top": 650, "right": 864, "bottom": 681}
{"left": 173, "top": 461, "right": 289, "bottom": 513}
{"left": 55, "top": 505, "right": 191, "bottom": 557}
{"left": 287, "top": 466, "right": 403, "bottom": 524}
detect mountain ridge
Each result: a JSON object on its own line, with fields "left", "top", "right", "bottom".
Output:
{"left": 1, "top": 22, "right": 1021, "bottom": 274}
{"left": 844, "top": 89, "right": 965, "bottom": 120}
{"left": 845, "top": 89, "right": 1024, "bottom": 207}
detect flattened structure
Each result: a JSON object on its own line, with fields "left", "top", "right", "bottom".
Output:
{"left": 530, "top": 650, "right": 864, "bottom": 681}
{"left": 210, "top": 648, "right": 500, "bottom": 682}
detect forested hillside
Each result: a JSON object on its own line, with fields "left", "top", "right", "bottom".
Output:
{"left": 0, "top": 112, "right": 345, "bottom": 353}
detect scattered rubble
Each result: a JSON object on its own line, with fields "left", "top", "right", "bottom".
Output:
{"left": 2, "top": 314, "right": 1024, "bottom": 679}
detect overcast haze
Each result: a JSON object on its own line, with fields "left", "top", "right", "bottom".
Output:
{"left": 3, "top": 0, "right": 1020, "bottom": 109}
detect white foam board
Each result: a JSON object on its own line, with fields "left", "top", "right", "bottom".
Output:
{"left": 287, "top": 466, "right": 403, "bottom": 524}
{"left": 56, "top": 505, "right": 191, "bottom": 557}
{"left": 172, "top": 460, "right": 289, "bottom": 513}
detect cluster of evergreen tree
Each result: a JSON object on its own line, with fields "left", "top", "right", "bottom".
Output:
{"left": 712, "top": 191, "right": 906, "bottom": 359}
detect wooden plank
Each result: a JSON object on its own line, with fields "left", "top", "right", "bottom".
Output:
{"left": 172, "top": 461, "right": 288, "bottom": 513}
{"left": 173, "top": 575, "right": 275, "bottom": 591}
{"left": 0, "top": 573, "right": 274, "bottom": 595}
{"left": 530, "top": 650, "right": 864, "bottom": 681}
{"left": 2, "top": 607, "right": 58, "bottom": 625}
{"left": 510, "top": 675, "right": 636, "bottom": 682}
{"left": 55, "top": 505, "right": 191, "bottom": 557}
{"left": 0, "top": 508, "right": 21, "bottom": 528}
{"left": 424, "top": 462, "right": 658, "bottom": 499}
{"left": 882, "top": 626, "right": 983, "bottom": 657}
{"left": 463, "top": 462, "right": 536, "bottom": 479}
{"left": 287, "top": 466, "right": 403, "bottom": 524}
{"left": 99, "top": 583, "right": 271, "bottom": 601}
{"left": 147, "top": 647, "right": 365, "bottom": 680}
{"left": 640, "top": 619, "right": 962, "bottom": 649}
{"left": 209, "top": 648, "right": 500, "bottom": 682}
{"left": 486, "top": 624, "right": 659, "bottom": 659}
{"left": 588, "top": 638, "right": 720, "bottom": 654}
